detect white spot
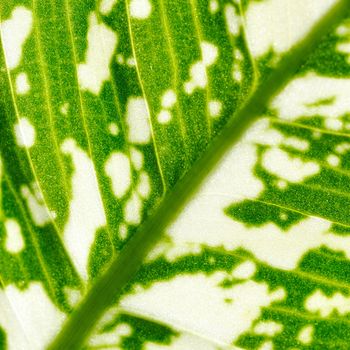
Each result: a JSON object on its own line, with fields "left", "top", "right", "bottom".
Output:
{"left": 161, "top": 90, "right": 177, "bottom": 109}
{"left": 21, "top": 183, "right": 51, "bottom": 226}
{"left": 121, "top": 272, "right": 285, "bottom": 344}
{"left": 61, "top": 139, "right": 106, "bottom": 279}
{"left": 4, "top": 219, "right": 24, "bottom": 253}
{"left": 225, "top": 5, "right": 240, "bottom": 36}
{"left": 327, "top": 154, "right": 340, "bottom": 167}
{"left": 245, "top": 0, "right": 334, "bottom": 57}
{"left": 336, "top": 142, "right": 350, "bottom": 154}
{"left": 15, "top": 72, "right": 30, "bottom": 94}
{"left": 297, "top": 325, "right": 314, "bottom": 344}
{"left": 116, "top": 54, "right": 124, "bottom": 64}
{"left": 283, "top": 137, "right": 309, "bottom": 151}
{"left": 78, "top": 12, "right": 117, "bottom": 94}
{"left": 14, "top": 117, "right": 35, "bottom": 148}
{"left": 64, "top": 287, "right": 82, "bottom": 308}
{"left": 137, "top": 171, "right": 151, "bottom": 199}
{"left": 273, "top": 73, "right": 350, "bottom": 128}
{"left": 233, "top": 68, "right": 243, "bottom": 83}
{"left": 254, "top": 321, "right": 283, "bottom": 336}
{"left": 262, "top": 148, "right": 320, "bottom": 183}
{"left": 232, "top": 261, "right": 256, "bottom": 279}
{"left": 124, "top": 192, "right": 142, "bottom": 225}
{"left": 259, "top": 341, "right": 273, "bottom": 350}
{"left": 1, "top": 7, "right": 33, "bottom": 70}
{"left": 0, "top": 283, "right": 65, "bottom": 350}
{"left": 144, "top": 333, "right": 219, "bottom": 350}
{"left": 119, "top": 223, "right": 128, "bottom": 240}
{"left": 209, "top": 0, "right": 219, "bottom": 14}
{"left": 277, "top": 180, "right": 287, "bottom": 190}
{"left": 126, "top": 97, "right": 151, "bottom": 144}
{"left": 130, "top": 147, "right": 144, "bottom": 170}
{"left": 105, "top": 152, "right": 131, "bottom": 199}
{"left": 305, "top": 289, "right": 350, "bottom": 317}
{"left": 99, "top": 0, "right": 118, "bottom": 15}
{"left": 208, "top": 100, "right": 222, "bottom": 118}
{"left": 184, "top": 42, "right": 218, "bottom": 94}
{"left": 127, "top": 57, "right": 136, "bottom": 66}
{"left": 130, "top": 0, "right": 152, "bottom": 19}
{"left": 157, "top": 110, "right": 172, "bottom": 124}
{"left": 108, "top": 122, "right": 119, "bottom": 135}
{"left": 60, "top": 102, "right": 69, "bottom": 115}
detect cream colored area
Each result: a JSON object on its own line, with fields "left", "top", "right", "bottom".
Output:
{"left": 21, "top": 182, "right": 52, "bottom": 226}
{"left": 4, "top": 219, "right": 24, "bottom": 253}
{"left": 272, "top": 73, "right": 350, "bottom": 129}
{"left": 297, "top": 325, "right": 314, "bottom": 344}
{"left": 61, "top": 139, "right": 106, "bottom": 280}
{"left": 105, "top": 152, "right": 132, "bottom": 199}
{"left": 184, "top": 42, "right": 218, "bottom": 94}
{"left": 262, "top": 148, "right": 320, "bottom": 183}
{"left": 124, "top": 192, "right": 142, "bottom": 225}
{"left": 130, "top": 0, "right": 152, "bottom": 19}
{"left": 121, "top": 271, "right": 285, "bottom": 344}
{"left": 305, "top": 289, "right": 350, "bottom": 317}
{"left": 126, "top": 97, "right": 152, "bottom": 144}
{"left": 144, "top": 333, "right": 228, "bottom": 350}
{"left": 88, "top": 322, "right": 132, "bottom": 347}
{"left": 225, "top": 5, "right": 240, "bottom": 36}
{"left": 14, "top": 117, "right": 35, "bottom": 148}
{"left": 15, "top": 72, "right": 30, "bottom": 94}
{"left": 0, "top": 283, "right": 65, "bottom": 350}
{"left": 254, "top": 321, "right": 283, "bottom": 336}
{"left": 245, "top": 0, "right": 334, "bottom": 57}
{"left": 99, "top": 0, "right": 118, "bottom": 15}
{"left": 1, "top": 6, "right": 33, "bottom": 70}
{"left": 78, "top": 12, "right": 117, "bottom": 94}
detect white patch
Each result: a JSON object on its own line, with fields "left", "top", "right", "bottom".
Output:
{"left": 4, "top": 219, "right": 24, "bottom": 253}
{"left": 119, "top": 223, "right": 128, "bottom": 239}
{"left": 297, "top": 325, "right": 314, "bottom": 344}
{"left": 100, "top": 0, "right": 118, "bottom": 15}
{"left": 0, "top": 283, "right": 65, "bottom": 350}
{"left": 209, "top": 0, "right": 219, "bottom": 14}
{"left": 259, "top": 341, "right": 273, "bottom": 350}
{"left": 232, "top": 261, "right": 256, "bottom": 279}
{"left": 108, "top": 122, "right": 119, "bottom": 135}
{"left": 126, "top": 97, "right": 151, "bottom": 143}
{"left": 336, "top": 142, "right": 350, "bottom": 154}
{"left": 305, "top": 289, "right": 350, "bottom": 317}
{"left": 273, "top": 73, "right": 350, "bottom": 128}
{"left": 157, "top": 110, "right": 172, "bottom": 124}
{"left": 137, "top": 171, "right": 151, "bottom": 199}
{"left": 127, "top": 57, "right": 136, "bottom": 66}
{"left": 184, "top": 42, "right": 218, "bottom": 94}
{"left": 144, "top": 333, "right": 220, "bottom": 350}
{"left": 21, "top": 183, "right": 51, "bottom": 226}
{"left": 233, "top": 68, "right": 242, "bottom": 83}
{"left": 117, "top": 54, "right": 124, "bottom": 64}
{"left": 89, "top": 323, "right": 132, "bottom": 348}
{"left": 14, "top": 117, "right": 35, "bottom": 148}
{"left": 121, "top": 272, "right": 285, "bottom": 344}
{"left": 336, "top": 23, "right": 350, "bottom": 62}
{"left": 64, "top": 287, "right": 82, "bottom": 308}
{"left": 1, "top": 7, "right": 33, "bottom": 70}
{"left": 15, "top": 72, "right": 30, "bottom": 94}
{"left": 130, "top": 147, "right": 144, "bottom": 170}
{"left": 327, "top": 154, "right": 340, "bottom": 167}
{"left": 254, "top": 321, "right": 283, "bottom": 336}
{"left": 225, "top": 5, "right": 240, "bottom": 36}
{"left": 262, "top": 148, "right": 320, "bottom": 183}
{"left": 61, "top": 139, "right": 106, "bottom": 279}
{"left": 130, "top": 0, "right": 152, "bottom": 19}
{"left": 124, "top": 192, "right": 142, "bottom": 225}
{"left": 245, "top": 0, "right": 334, "bottom": 57}
{"left": 283, "top": 137, "right": 309, "bottom": 151}
{"left": 161, "top": 89, "right": 177, "bottom": 109}
{"left": 105, "top": 152, "right": 131, "bottom": 198}
{"left": 60, "top": 102, "right": 69, "bottom": 115}
{"left": 78, "top": 12, "right": 117, "bottom": 94}
{"left": 208, "top": 100, "right": 222, "bottom": 118}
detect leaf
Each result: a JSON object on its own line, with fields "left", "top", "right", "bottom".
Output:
{"left": 0, "top": 0, "right": 349, "bottom": 350}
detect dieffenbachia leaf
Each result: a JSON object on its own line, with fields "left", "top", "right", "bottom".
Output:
{"left": 0, "top": 0, "right": 350, "bottom": 349}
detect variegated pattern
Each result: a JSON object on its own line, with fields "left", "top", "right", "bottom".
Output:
{"left": 0, "top": 0, "right": 350, "bottom": 349}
